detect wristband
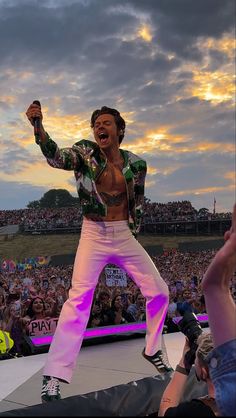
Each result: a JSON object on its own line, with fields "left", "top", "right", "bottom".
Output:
{"left": 175, "top": 364, "right": 190, "bottom": 375}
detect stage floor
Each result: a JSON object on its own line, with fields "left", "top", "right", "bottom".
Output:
{"left": 0, "top": 331, "right": 203, "bottom": 413}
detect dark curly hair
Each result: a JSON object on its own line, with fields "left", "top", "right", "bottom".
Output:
{"left": 90, "top": 106, "right": 126, "bottom": 144}
{"left": 26, "top": 297, "right": 45, "bottom": 319}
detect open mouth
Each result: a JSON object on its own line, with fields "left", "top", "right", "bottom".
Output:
{"left": 98, "top": 132, "right": 109, "bottom": 143}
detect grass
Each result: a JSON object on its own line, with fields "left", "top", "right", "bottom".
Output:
{"left": 0, "top": 232, "right": 224, "bottom": 261}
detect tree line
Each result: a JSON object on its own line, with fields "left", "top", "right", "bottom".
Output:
{"left": 27, "top": 189, "right": 212, "bottom": 215}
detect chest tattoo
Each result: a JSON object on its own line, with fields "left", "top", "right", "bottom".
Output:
{"left": 100, "top": 192, "right": 126, "bottom": 206}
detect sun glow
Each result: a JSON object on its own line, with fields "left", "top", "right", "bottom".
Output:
{"left": 137, "top": 24, "right": 153, "bottom": 42}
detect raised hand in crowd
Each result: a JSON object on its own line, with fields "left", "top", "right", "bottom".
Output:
{"left": 201, "top": 203, "right": 236, "bottom": 416}
{"left": 202, "top": 203, "right": 236, "bottom": 348}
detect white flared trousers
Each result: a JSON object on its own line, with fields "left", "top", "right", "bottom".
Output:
{"left": 43, "top": 219, "right": 169, "bottom": 382}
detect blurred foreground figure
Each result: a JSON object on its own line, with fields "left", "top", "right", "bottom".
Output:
{"left": 202, "top": 203, "right": 236, "bottom": 416}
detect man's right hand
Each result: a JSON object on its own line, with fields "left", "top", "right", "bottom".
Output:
{"left": 26, "top": 102, "right": 43, "bottom": 127}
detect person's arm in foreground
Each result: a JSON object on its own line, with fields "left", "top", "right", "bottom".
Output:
{"left": 202, "top": 203, "right": 236, "bottom": 348}
{"left": 158, "top": 338, "right": 190, "bottom": 416}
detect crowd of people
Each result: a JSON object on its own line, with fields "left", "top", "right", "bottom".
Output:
{"left": 1, "top": 248, "right": 236, "bottom": 358}
{"left": 0, "top": 207, "right": 83, "bottom": 231}
{"left": 0, "top": 200, "right": 232, "bottom": 231}
{"left": 143, "top": 200, "right": 232, "bottom": 222}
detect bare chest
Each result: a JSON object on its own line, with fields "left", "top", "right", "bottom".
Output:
{"left": 96, "top": 161, "right": 126, "bottom": 194}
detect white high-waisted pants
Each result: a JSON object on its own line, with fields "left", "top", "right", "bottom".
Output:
{"left": 43, "top": 218, "right": 169, "bottom": 382}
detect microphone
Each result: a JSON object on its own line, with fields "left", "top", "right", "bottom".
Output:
{"left": 33, "top": 100, "right": 41, "bottom": 144}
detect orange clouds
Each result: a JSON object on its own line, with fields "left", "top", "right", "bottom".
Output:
{"left": 18, "top": 111, "right": 91, "bottom": 145}
{"left": 192, "top": 70, "right": 235, "bottom": 104}
{"left": 1, "top": 158, "right": 75, "bottom": 194}
{"left": 168, "top": 183, "right": 235, "bottom": 197}
{"left": 147, "top": 166, "right": 159, "bottom": 175}
{"left": 224, "top": 171, "right": 236, "bottom": 182}
{"left": 42, "top": 113, "right": 91, "bottom": 143}
{"left": 190, "top": 33, "right": 235, "bottom": 104}
{"left": 2, "top": 68, "right": 33, "bottom": 81}
{"left": 125, "top": 127, "right": 234, "bottom": 157}
{"left": 0, "top": 95, "right": 17, "bottom": 105}
{"left": 200, "top": 35, "right": 235, "bottom": 59}
{"left": 137, "top": 24, "right": 153, "bottom": 42}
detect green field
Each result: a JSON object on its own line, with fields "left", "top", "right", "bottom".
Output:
{"left": 0, "top": 232, "right": 224, "bottom": 260}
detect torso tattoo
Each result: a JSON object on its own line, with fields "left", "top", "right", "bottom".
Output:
{"left": 100, "top": 191, "right": 127, "bottom": 207}
{"left": 93, "top": 159, "right": 129, "bottom": 220}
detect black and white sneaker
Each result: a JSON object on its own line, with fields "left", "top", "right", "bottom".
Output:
{"left": 142, "top": 348, "right": 173, "bottom": 373}
{"left": 41, "top": 376, "right": 61, "bottom": 402}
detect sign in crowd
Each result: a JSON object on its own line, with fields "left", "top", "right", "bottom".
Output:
{"left": 28, "top": 318, "right": 58, "bottom": 337}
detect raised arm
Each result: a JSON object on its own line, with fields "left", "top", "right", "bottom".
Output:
{"left": 26, "top": 101, "right": 48, "bottom": 144}
{"left": 158, "top": 338, "right": 191, "bottom": 416}
{"left": 26, "top": 102, "right": 83, "bottom": 171}
{"left": 202, "top": 203, "right": 236, "bottom": 348}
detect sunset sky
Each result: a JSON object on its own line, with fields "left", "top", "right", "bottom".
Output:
{"left": 0, "top": 0, "right": 235, "bottom": 212}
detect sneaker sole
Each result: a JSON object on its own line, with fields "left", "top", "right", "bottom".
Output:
{"left": 142, "top": 351, "right": 173, "bottom": 374}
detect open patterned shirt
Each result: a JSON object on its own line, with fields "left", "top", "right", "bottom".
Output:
{"left": 38, "top": 134, "right": 147, "bottom": 236}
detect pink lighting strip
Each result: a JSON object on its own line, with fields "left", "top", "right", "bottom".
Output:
{"left": 31, "top": 322, "right": 146, "bottom": 346}
{"left": 172, "top": 313, "right": 208, "bottom": 324}
{"left": 30, "top": 314, "right": 208, "bottom": 347}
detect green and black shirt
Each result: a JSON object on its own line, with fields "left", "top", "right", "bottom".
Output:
{"left": 39, "top": 134, "right": 147, "bottom": 237}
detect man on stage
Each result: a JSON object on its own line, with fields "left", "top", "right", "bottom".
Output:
{"left": 26, "top": 103, "right": 171, "bottom": 402}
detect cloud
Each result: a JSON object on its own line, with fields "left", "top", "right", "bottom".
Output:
{"left": 0, "top": 179, "right": 48, "bottom": 210}
{"left": 0, "top": 0, "right": 235, "bottom": 212}
{"left": 128, "top": 0, "right": 235, "bottom": 59}
{"left": 0, "top": 140, "right": 39, "bottom": 174}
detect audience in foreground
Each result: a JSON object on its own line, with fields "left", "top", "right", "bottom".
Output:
{"left": 158, "top": 329, "right": 218, "bottom": 416}
{"left": 202, "top": 203, "right": 236, "bottom": 416}
{"left": 158, "top": 203, "right": 236, "bottom": 416}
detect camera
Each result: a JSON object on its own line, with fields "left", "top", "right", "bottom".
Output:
{"left": 178, "top": 311, "right": 202, "bottom": 345}
{"left": 178, "top": 311, "right": 203, "bottom": 370}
